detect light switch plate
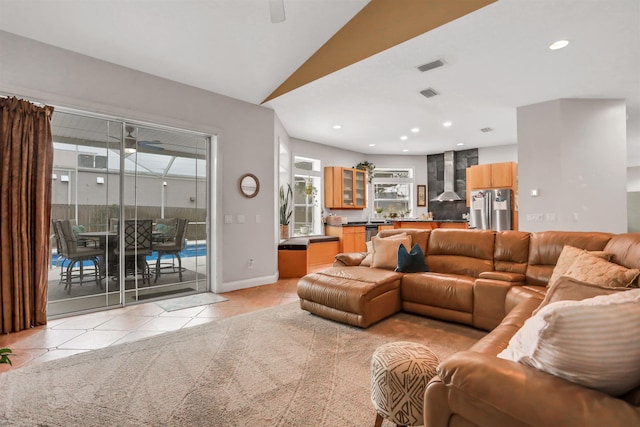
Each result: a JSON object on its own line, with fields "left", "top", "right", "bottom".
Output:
{"left": 224, "top": 215, "right": 233, "bottom": 224}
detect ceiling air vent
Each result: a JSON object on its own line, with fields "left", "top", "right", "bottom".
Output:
{"left": 420, "top": 88, "right": 439, "bottom": 98}
{"left": 417, "top": 59, "right": 444, "bottom": 72}
{"left": 480, "top": 127, "right": 494, "bottom": 133}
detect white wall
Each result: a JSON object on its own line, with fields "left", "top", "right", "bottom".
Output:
{"left": 628, "top": 166, "right": 640, "bottom": 192}
{"left": 290, "top": 138, "right": 429, "bottom": 220}
{"left": 0, "top": 31, "right": 278, "bottom": 292}
{"left": 478, "top": 144, "right": 517, "bottom": 164}
{"left": 517, "top": 99, "right": 627, "bottom": 233}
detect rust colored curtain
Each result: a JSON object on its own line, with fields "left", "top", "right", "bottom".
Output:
{"left": 0, "top": 97, "right": 54, "bottom": 333}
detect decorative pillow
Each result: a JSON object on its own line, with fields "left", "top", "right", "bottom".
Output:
{"left": 396, "top": 243, "right": 429, "bottom": 273}
{"left": 498, "top": 289, "right": 640, "bottom": 396}
{"left": 548, "top": 245, "right": 611, "bottom": 288}
{"left": 533, "top": 275, "right": 630, "bottom": 315}
{"left": 361, "top": 233, "right": 407, "bottom": 267}
{"left": 563, "top": 252, "right": 640, "bottom": 288}
{"left": 371, "top": 234, "right": 412, "bottom": 270}
{"left": 71, "top": 224, "right": 85, "bottom": 237}
{"left": 360, "top": 241, "right": 373, "bottom": 267}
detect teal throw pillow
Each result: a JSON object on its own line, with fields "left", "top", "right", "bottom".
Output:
{"left": 71, "top": 224, "right": 85, "bottom": 237}
{"left": 396, "top": 243, "right": 429, "bottom": 273}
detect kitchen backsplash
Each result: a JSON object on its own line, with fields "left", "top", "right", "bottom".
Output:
{"left": 427, "top": 149, "right": 478, "bottom": 220}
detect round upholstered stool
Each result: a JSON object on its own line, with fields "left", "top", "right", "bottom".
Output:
{"left": 370, "top": 341, "right": 440, "bottom": 427}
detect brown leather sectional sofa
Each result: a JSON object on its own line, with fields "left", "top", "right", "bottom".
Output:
{"left": 296, "top": 228, "right": 640, "bottom": 427}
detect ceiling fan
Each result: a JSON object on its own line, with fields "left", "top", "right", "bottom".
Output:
{"left": 124, "top": 125, "right": 164, "bottom": 153}
{"left": 270, "top": 0, "right": 286, "bottom": 23}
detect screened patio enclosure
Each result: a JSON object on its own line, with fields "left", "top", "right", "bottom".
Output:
{"left": 48, "top": 110, "right": 210, "bottom": 317}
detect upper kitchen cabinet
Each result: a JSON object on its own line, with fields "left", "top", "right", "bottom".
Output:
{"left": 324, "top": 166, "right": 367, "bottom": 209}
{"left": 467, "top": 162, "right": 517, "bottom": 190}
{"left": 466, "top": 162, "right": 518, "bottom": 206}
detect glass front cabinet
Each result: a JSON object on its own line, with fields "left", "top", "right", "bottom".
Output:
{"left": 324, "top": 166, "right": 367, "bottom": 209}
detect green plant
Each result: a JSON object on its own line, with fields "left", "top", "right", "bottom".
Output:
{"left": 355, "top": 161, "right": 375, "bottom": 183}
{"left": 0, "top": 348, "right": 13, "bottom": 366}
{"left": 303, "top": 181, "right": 317, "bottom": 197}
{"left": 279, "top": 184, "right": 293, "bottom": 225}
{"left": 375, "top": 206, "right": 383, "bottom": 214}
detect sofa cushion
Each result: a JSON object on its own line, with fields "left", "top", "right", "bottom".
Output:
{"left": 371, "top": 233, "right": 411, "bottom": 270}
{"left": 533, "top": 276, "right": 631, "bottom": 315}
{"left": 426, "top": 229, "right": 495, "bottom": 277}
{"left": 402, "top": 273, "right": 474, "bottom": 313}
{"left": 498, "top": 288, "right": 640, "bottom": 396}
{"left": 548, "top": 245, "right": 611, "bottom": 288}
{"left": 378, "top": 229, "right": 431, "bottom": 255}
{"left": 563, "top": 252, "right": 640, "bottom": 288}
{"left": 604, "top": 233, "right": 640, "bottom": 271}
{"left": 493, "top": 231, "right": 530, "bottom": 274}
{"left": 396, "top": 243, "right": 429, "bottom": 273}
{"left": 526, "top": 231, "right": 613, "bottom": 287}
{"left": 360, "top": 241, "right": 373, "bottom": 266}
{"left": 297, "top": 266, "right": 402, "bottom": 314}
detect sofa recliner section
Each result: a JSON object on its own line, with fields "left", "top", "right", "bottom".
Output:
{"left": 295, "top": 228, "right": 640, "bottom": 426}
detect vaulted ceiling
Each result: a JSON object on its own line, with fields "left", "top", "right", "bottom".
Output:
{"left": 1, "top": 0, "right": 638, "bottom": 165}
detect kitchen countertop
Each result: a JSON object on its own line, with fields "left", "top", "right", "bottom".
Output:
{"left": 325, "top": 219, "right": 468, "bottom": 227}
{"left": 325, "top": 221, "right": 391, "bottom": 227}
{"left": 393, "top": 219, "right": 468, "bottom": 223}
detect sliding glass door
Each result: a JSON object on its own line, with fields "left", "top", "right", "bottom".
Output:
{"left": 48, "top": 111, "right": 209, "bottom": 317}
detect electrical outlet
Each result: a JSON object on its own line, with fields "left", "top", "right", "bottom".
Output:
{"left": 248, "top": 258, "right": 254, "bottom": 268}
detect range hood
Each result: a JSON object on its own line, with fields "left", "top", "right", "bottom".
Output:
{"left": 431, "top": 151, "right": 462, "bottom": 202}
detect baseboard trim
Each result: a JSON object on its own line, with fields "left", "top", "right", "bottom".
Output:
{"left": 219, "top": 272, "right": 280, "bottom": 293}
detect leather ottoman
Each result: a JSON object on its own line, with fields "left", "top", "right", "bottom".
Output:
{"left": 297, "top": 266, "right": 403, "bottom": 328}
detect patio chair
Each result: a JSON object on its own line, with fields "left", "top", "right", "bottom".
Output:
{"left": 153, "top": 217, "right": 177, "bottom": 242}
{"left": 152, "top": 218, "right": 189, "bottom": 283}
{"left": 115, "top": 219, "right": 153, "bottom": 285}
{"left": 52, "top": 219, "right": 104, "bottom": 294}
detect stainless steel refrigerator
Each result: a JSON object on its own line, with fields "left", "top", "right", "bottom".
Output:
{"left": 469, "top": 189, "right": 512, "bottom": 231}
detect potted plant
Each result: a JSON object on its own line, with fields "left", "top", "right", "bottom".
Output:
{"left": 279, "top": 184, "right": 293, "bottom": 239}
{"left": 0, "top": 347, "right": 13, "bottom": 366}
{"left": 355, "top": 161, "right": 375, "bottom": 183}
{"left": 375, "top": 206, "right": 384, "bottom": 217}
{"left": 303, "top": 180, "right": 317, "bottom": 201}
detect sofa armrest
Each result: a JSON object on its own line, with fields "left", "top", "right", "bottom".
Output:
{"left": 478, "top": 271, "right": 525, "bottom": 282}
{"left": 473, "top": 278, "right": 520, "bottom": 331}
{"left": 333, "top": 252, "right": 366, "bottom": 266}
{"left": 425, "top": 351, "right": 640, "bottom": 427}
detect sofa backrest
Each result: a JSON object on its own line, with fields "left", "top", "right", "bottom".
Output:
{"left": 494, "top": 231, "right": 531, "bottom": 274}
{"left": 604, "top": 233, "right": 640, "bottom": 286}
{"left": 427, "top": 229, "right": 495, "bottom": 277}
{"left": 526, "top": 231, "right": 613, "bottom": 287}
{"left": 377, "top": 229, "right": 431, "bottom": 255}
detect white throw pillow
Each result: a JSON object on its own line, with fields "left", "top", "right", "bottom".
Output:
{"left": 498, "top": 288, "right": 640, "bottom": 396}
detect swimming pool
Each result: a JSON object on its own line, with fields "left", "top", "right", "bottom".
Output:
{"left": 51, "top": 243, "right": 207, "bottom": 266}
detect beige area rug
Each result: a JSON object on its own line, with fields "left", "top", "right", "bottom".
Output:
{"left": 0, "top": 303, "right": 485, "bottom": 426}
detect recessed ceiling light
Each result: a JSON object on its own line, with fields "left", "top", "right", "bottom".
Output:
{"left": 400, "top": 135, "right": 408, "bottom": 140}
{"left": 411, "top": 127, "right": 420, "bottom": 133}
{"left": 443, "top": 121, "right": 452, "bottom": 127}
{"left": 457, "top": 142, "right": 465, "bottom": 146}
{"left": 332, "top": 124, "right": 342, "bottom": 129}
{"left": 402, "top": 149, "right": 409, "bottom": 152}
{"left": 369, "top": 143, "right": 375, "bottom": 147}
{"left": 549, "top": 40, "right": 569, "bottom": 50}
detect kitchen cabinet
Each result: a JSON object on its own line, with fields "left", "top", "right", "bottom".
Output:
{"left": 466, "top": 162, "right": 518, "bottom": 206}
{"left": 324, "top": 167, "right": 367, "bottom": 209}
{"left": 325, "top": 225, "right": 366, "bottom": 253}
{"left": 466, "top": 162, "right": 517, "bottom": 190}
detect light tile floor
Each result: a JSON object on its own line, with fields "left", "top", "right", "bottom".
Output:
{"left": 0, "top": 274, "right": 308, "bottom": 372}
